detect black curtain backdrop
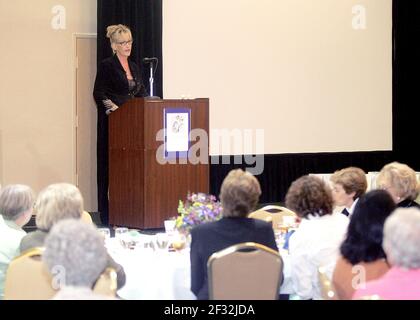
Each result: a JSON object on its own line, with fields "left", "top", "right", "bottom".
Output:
{"left": 392, "top": 0, "right": 420, "bottom": 170}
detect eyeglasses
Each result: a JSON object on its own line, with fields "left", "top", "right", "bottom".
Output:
{"left": 116, "top": 40, "right": 133, "bottom": 46}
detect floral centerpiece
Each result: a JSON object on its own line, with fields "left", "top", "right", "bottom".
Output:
{"left": 175, "top": 192, "right": 223, "bottom": 234}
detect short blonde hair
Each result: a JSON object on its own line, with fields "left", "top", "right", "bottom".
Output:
{"left": 330, "top": 167, "right": 367, "bottom": 200}
{"left": 35, "top": 183, "right": 83, "bottom": 231}
{"left": 106, "top": 24, "right": 132, "bottom": 44}
{"left": 220, "top": 169, "right": 261, "bottom": 218}
{"left": 376, "top": 162, "right": 419, "bottom": 201}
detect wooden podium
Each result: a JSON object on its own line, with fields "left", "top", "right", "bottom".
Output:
{"left": 108, "top": 98, "right": 209, "bottom": 229}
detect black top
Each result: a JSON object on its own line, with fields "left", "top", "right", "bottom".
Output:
{"left": 397, "top": 199, "right": 420, "bottom": 209}
{"left": 190, "top": 217, "right": 278, "bottom": 300}
{"left": 93, "top": 54, "right": 146, "bottom": 114}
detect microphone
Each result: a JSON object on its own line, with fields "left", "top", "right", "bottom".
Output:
{"left": 143, "top": 57, "right": 158, "bottom": 63}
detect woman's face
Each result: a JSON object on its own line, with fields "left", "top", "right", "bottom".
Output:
{"left": 112, "top": 33, "right": 133, "bottom": 58}
{"left": 331, "top": 183, "right": 355, "bottom": 207}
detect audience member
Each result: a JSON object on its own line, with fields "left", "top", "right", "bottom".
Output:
{"left": 19, "top": 183, "right": 126, "bottom": 289}
{"left": 0, "top": 184, "right": 34, "bottom": 299}
{"left": 43, "top": 219, "right": 114, "bottom": 299}
{"left": 190, "top": 169, "right": 278, "bottom": 300}
{"left": 330, "top": 167, "right": 367, "bottom": 218}
{"left": 353, "top": 207, "right": 420, "bottom": 299}
{"left": 332, "top": 190, "right": 396, "bottom": 299}
{"left": 376, "top": 162, "right": 420, "bottom": 209}
{"left": 285, "top": 175, "right": 348, "bottom": 300}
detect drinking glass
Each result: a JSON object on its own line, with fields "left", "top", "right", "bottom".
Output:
{"left": 98, "top": 228, "right": 111, "bottom": 239}
{"left": 155, "top": 233, "right": 170, "bottom": 251}
{"left": 115, "top": 227, "right": 129, "bottom": 241}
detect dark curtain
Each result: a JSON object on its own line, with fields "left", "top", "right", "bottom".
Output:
{"left": 392, "top": 0, "right": 420, "bottom": 170}
{"left": 96, "top": 0, "right": 162, "bottom": 225}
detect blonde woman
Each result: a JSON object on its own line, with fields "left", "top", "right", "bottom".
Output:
{"left": 19, "top": 183, "right": 126, "bottom": 289}
{"left": 376, "top": 162, "right": 420, "bottom": 209}
{"left": 93, "top": 24, "right": 146, "bottom": 225}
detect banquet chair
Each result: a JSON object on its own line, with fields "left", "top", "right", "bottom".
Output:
{"left": 4, "top": 247, "right": 57, "bottom": 300}
{"left": 93, "top": 267, "right": 118, "bottom": 297}
{"left": 81, "top": 210, "right": 93, "bottom": 224}
{"left": 318, "top": 266, "right": 338, "bottom": 300}
{"left": 249, "top": 205, "right": 297, "bottom": 232}
{"left": 208, "top": 242, "right": 283, "bottom": 300}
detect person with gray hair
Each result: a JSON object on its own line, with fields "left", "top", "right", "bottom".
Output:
{"left": 20, "top": 183, "right": 126, "bottom": 289}
{"left": 43, "top": 219, "right": 113, "bottom": 299}
{"left": 0, "top": 184, "right": 35, "bottom": 299}
{"left": 353, "top": 207, "right": 420, "bottom": 299}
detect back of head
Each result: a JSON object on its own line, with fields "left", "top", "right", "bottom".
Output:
{"left": 35, "top": 183, "right": 83, "bottom": 231}
{"left": 376, "top": 162, "right": 419, "bottom": 201}
{"left": 220, "top": 169, "right": 261, "bottom": 218}
{"left": 340, "top": 189, "right": 396, "bottom": 264}
{"left": 330, "top": 167, "right": 367, "bottom": 199}
{"left": 0, "top": 184, "right": 34, "bottom": 221}
{"left": 383, "top": 207, "right": 420, "bottom": 269}
{"left": 285, "top": 175, "right": 333, "bottom": 218}
{"left": 43, "top": 219, "right": 108, "bottom": 288}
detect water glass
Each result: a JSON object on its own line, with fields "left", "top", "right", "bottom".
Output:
{"left": 155, "top": 233, "right": 170, "bottom": 251}
{"left": 115, "top": 227, "right": 129, "bottom": 240}
{"left": 98, "top": 228, "right": 111, "bottom": 239}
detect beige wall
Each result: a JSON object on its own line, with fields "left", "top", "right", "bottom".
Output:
{"left": 163, "top": 0, "right": 392, "bottom": 155}
{"left": 0, "top": 0, "right": 96, "bottom": 191}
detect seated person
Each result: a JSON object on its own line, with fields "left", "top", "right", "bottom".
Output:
{"left": 332, "top": 190, "right": 396, "bottom": 299}
{"left": 330, "top": 167, "right": 367, "bottom": 218}
{"left": 285, "top": 175, "right": 349, "bottom": 300}
{"left": 190, "top": 169, "right": 278, "bottom": 300}
{"left": 353, "top": 207, "right": 420, "bottom": 299}
{"left": 0, "top": 184, "right": 34, "bottom": 299}
{"left": 20, "top": 183, "right": 126, "bottom": 289}
{"left": 376, "top": 162, "right": 420, "bottom": 209}
{"left": 43, "top": 219, "right": 115, "bottom": 300}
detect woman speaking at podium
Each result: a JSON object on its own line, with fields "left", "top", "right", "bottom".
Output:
{"left": 93, "top": 24, "right": 146, "bottom": 225}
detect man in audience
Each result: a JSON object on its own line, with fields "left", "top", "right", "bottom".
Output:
{"left": 0, "top": 184, "right": 34, "bottom": 299}
{"left": 43, "top": 219, "right": 114, "bottom": 299}
{"left": 353, "top": 207, "right": 420, "bottom": 299}
{"left": 330, "top": 167, "right": 367, "bottom": 218}
{"left": 190, "top": 169, "right": 278, "bottom": 300}
{"left": 286, "top": 175, "right": 348, "bottom": 300}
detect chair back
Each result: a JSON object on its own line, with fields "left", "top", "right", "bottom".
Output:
{"left": 318, "top": 266, "right": 338, "bottom": 300}
{"left": 81, "top": 210, "right": 93, "bottom": 224}
{"left": 249, "top": 205, "right": 297, "bottom": 232}
{"left": 208, "top": 242, "right": 283, "bottom": 300}
{"left": 93, "top": 267, "right": 118, "bottom": 297}
{"left": 4, "top": 247, "right": 57, "bottom": 300}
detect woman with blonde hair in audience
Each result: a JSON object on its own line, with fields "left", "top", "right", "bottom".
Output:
{"left": 376, "top": 161, "right": 420, "bottom": 209}
{"left": 353, "top": 207, "right": 420, "bottom": 299}
{"left": 332, "top": 190, "right": 396, "bottom": 299}
{"left": 285, "top": 175, "right": 349, "bottom": 300}
{"left": 0, "top": 184, "right": 34, "bottom": 299}
{"left": 19, "top": 183, "right": 126, "bottom": 289}
{"left": 330, "top": 167, "right": 368, "bottom": 218}
{"left": 190, "top": 169, "right": 278, "bottom": 300}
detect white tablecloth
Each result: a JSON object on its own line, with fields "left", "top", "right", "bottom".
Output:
{"left": 107, "top": 237, "right": 294, "bottom": 300}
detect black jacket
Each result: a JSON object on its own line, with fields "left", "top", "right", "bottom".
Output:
{"left": 93, "top": 54, "right": 146, "bottom": 114}
{"left": 190, "top": 217, "right": 278, "bottom": 300}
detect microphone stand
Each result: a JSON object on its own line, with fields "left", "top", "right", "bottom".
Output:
{"left": 145, "top": 60, "right": 160, "bottom": 99}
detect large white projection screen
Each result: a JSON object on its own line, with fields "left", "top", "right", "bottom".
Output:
{"left": 163, "top": 0, "right": 392, "bottom": 155}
